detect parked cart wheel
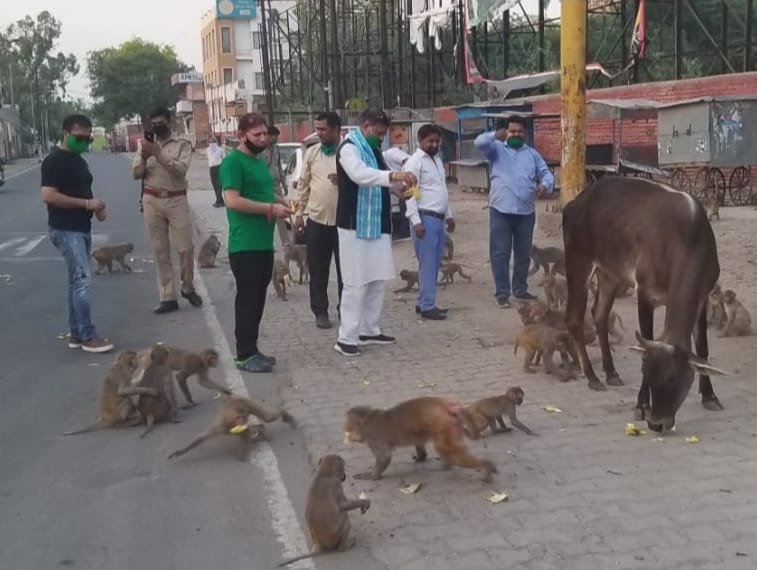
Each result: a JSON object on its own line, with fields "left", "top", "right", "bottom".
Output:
{"left": 670, "top": 168, "right": 689, "bottom": 190}
{"left": 728, "top": 166, "right": 753, "bottom": 206}
{"left": 693, "top": 167, "right": 725, "bottom": 204}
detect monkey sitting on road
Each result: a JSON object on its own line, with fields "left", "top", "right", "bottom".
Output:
{"left": 168, "top": 396, "right": 295, "bottom": 461}
{"left": 62, "top": 351, "right": 159, "bottom": 435}
{"left": 283, "top": 242, "right": 309, "bottom": 284}
{"left": 707, "top": 283, "right": 727, "bottom": 329}
{"left": 514, "top": 324, "right": 576, "bottom": 380}
{"left": 528, "top": 244, "right": 565, "bottom": 277}
{"left": 460, "top": 387, "right": 538, "bottom": 439}
{"left": 91, "top": 243, "right": 134, "bottom": 274}
{"left": 438, "top": 261, "right": 472, "bottom": 286}
{"left": 721, "top": 289, "right": 752, "bottom": 337}
{"left": 343, "top": 396, "right": 497, "bottom": 482}
{"left": 394, "top": 269, "right": 419, "bottom": 293}
{"left": 542, "top": 272, "right": 568, "bottom": 310}
{"left": 135, "top": 344, "right": 180, "bottom": 438}
{"left": 197, "top": 234, "right": 221, "bottom": 268}
{"left": 278, "top": 454, "right": 371, "bottom": 567}
{"left": 273, "top": 258, "right": 292, "bottom": 301}
{"left": 443, "top": 234, "right": 455, "bottom": 262}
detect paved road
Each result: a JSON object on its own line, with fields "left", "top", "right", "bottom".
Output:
{"left": 0, "top": 153, "right": 318, "bottom": 570}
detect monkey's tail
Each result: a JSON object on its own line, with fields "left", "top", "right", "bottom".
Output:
{"left": 277, "top": 548, "right": 322, "bottom": 567}
{"left": 61, "top": 418, "right": 107, "bottom": 436}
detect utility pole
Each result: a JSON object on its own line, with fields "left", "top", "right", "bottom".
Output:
{"left": 559, "top": 0, "right": 586, "bottom": 206}
{"left": 259, "top": 0, "right": 275, "bottom": 124}
{"left": 378, "top": 0, "right": 391, "bottom": 108}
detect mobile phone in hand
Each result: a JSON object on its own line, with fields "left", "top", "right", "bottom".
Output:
{"left": 145, "top": 131, "right": 155, "bottom": 143}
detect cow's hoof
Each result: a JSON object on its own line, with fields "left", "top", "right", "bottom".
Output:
{"left": 633, "top": 405, "right": 650, "bottom": 421}
{"left": 702, "top": 397, "right": 724, "bottom": 411}
{"left": 606, "top": 374, "right": 623, "bottom": 387}
{"left": 587, "top": 380, "right": 607, "bottom": 391}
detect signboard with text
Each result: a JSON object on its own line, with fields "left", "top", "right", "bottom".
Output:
{"left": 216, "top": 0, "right": 256, "bottom": 19}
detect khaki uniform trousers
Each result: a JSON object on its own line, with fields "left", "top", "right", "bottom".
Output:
{"left": 142, "top": 194, "right": 195, "bottom": 301}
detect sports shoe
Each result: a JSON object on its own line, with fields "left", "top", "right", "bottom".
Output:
{"left": 513, "top": 292, "right": 539, "bottom": 302}
{"left": 236, "top": 354, "right": 273, "bottom": 373}
{"left": 81, "top": 337, "right": 114, "bottom": 354}
{"left": 181, "top": 290, "right": 204, "bottom": 307}
{"left": 334, "top": 342, "right": 361, "bottom": 357}
{"left": 415, "top": 305, "right": 448, "bottom": 314}
{"left": 315, "top": 314, "right": 333, "bottom": 329}
{"left": 358, "top": 334, "right": 396, "bottom": 345}
{"left": 67, "top": 336, "right": 82, "bottom": 349}
{"left": 257, "top": 351, "right": 277, "bottom": 365}
{"left": 496, "top": 296, "right": 511, "bottom": 308}
{"left": 421, "top": 308, "right": 447, "bottom": 321}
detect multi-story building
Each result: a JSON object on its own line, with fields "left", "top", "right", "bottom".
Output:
{"left": 201, "top": 0, "right": 295, "bottom": 137}
{"left": 171, "top": 71, "right": 210, "bottom": 148}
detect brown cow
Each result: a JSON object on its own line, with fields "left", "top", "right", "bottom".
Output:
{"left": 562, "top": 177, "right": 728, "bottom": 432}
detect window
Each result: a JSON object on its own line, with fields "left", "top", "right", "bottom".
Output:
{"left": 255, "top": 72, "right": 265, "bottom": 90}
{"left": 210, "top": 29, "right": 215, "bottom": 56}
{"left": 253, "top": 31, "right": 261, "bottom": 49}
{"left": 223, "top": 68, "right": 233, "bottom": 85}
{"left": 221, "top": 27, "right": 232, "bottom": 53}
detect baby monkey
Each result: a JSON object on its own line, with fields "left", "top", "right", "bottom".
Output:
{"left": 394, "top": 269, "right": 419, "bottom": 293}
{"left": 515, "top": 324, "right": 576, "bottom": 380}
{"left": 92, "top": 243, "right": 134, "bottom": 274}
{"left": 460, "top": 387, "right": 538, "bottom": 439}
{"left": 721, "top": 289, "right": 752, "bottom": 337}
{"left": 438, "top": 261, "right": 472, "bottom": 286}
{"left": 197, "top": 234, "right": 221, "bottom": 268}
{"left": 273, "top": 258, "right": 292, "bottom": 301}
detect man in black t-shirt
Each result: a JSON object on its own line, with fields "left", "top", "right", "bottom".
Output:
{"left": 41, "top": 114, "right": 113, "bottom": 353}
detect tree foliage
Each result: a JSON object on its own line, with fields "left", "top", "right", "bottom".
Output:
{"left": 87, "top": 39, "right": 189, "bottom": 127}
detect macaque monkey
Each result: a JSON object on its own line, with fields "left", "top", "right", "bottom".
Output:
{"left": 394, "top": 269, "right": 419, "bottom": 293}
{"left": 460, "top": 387, "right": 538, "bottom": 439}
{"left": 343, "top": 396, "right": 497, "bottom": 482}
{"left": 443, "top": 234, "right": 455, "bottom": 261}
{"left": 273, "top": 258, "right": 291, "bottom": 301}
{"left": 277, "top": 454, "right": 371, "bottom": 567}
{"left": 542, "top": 272, "right": 568, "bottom": 310}
{"left": 514, "top": 324, "right": 576, "bottom": 380}
{"left": 197, "top": 234, "right": 221, "bottom": 268}
{"left": 528, "top": 245, "right": 565, "bottom": 277}
{"left": 283, "top": 242, "right": 309, "bottom": 284}
{"left": 91, "top": 243, "right": 134, "bottom": 274}
{"left": 522, "top": 301, "right": 600, "bottom": 346}
{"left": 438, "top": 262, "right": 472, "bottom": 286}
{"left": 706, "top": 192, "right": 720, "bottom": 221}
{"left": 61, "top": 351, "right": 158, "bottom": 435}
{"left": 707, "top": 283, "right": 727, "bottom": 329}
{"left": 135, "top": 344, "right": 180, "bottom": 438}
{"left": 721, "top": 289, "right": 752, "bottom": 337}
{"left": 168, "top": 396, "right": 295, "bottom": 461}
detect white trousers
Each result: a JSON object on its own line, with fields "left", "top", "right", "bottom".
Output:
{"left": 337, "top": 279, "right": 386, "bottom": 345}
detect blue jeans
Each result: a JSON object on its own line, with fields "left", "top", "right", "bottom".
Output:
{"left": 411, "top": 214, "right": 445, "bottom": 312}
{"left": 489, "top": 209, "right": 535, "bottom": 299}
{"left": 49, "top": 228, "right": 96, "bottom": 340}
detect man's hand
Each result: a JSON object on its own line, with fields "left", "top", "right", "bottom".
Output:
{"left": 446, "top": 218, "right": 456, "bottom": 233}
{"left": 535, "top": 184, "right": 546, "bottom": 199}
{"left": 392, "top": 171, "right": 417, "bottom": 188}
{"left": 141, "top": 139, "right": 160, "bottom": 157}
{"left": 294, "top": 214, "right": 305, "bottom": 233}
{"left": 413, "top": 223, "right": 425, "bottom": 239}
{"left": 86, "top": 198, "right": 106, "bottom": 211}
{"left": 495, "top": 128, "right": 509, "bottom": 142}
{"left": 271, "top": 203, "right": 291, "bottom": 219}
{"left": 95, "top": 207, "right": 107, "bottom": 222}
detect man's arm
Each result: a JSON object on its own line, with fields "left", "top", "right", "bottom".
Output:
{"left": 339, "top": 144, "right": 391, "bottom": 187}
{"left": 131, "top": 151, "right": 146, "bottom": 179}
{"left": 296, "top": 147, "right": 315, "bottom": 215}
{"left": 533, "top": 150, "right": 555, "bottom": 193}
{"left": 473, "top": 131, "right": 500, "bottom": 160}
{"left": 155, "top": 140, "right": 192, "bottom": 178}
{"left": 402, "top": 155, "right": 423, "bottom": 226}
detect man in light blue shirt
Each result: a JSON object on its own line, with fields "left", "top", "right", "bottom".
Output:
{"left": 474, "top": 115, "right": 554, "bottom": 308}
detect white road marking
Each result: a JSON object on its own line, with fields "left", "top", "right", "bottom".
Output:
{"left": 191, "top": 273, "right": 314, "bottom": 569}
{"left": 13, "top": 235, "right": 46, "bottom": 257}
{"left": 3, "top": 162, "right": 41, "bottom": 182}
{"left": 0, "top": 237, "right": 27, "bottom": 253}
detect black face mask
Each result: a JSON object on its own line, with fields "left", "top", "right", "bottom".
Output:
{"left": 152, "top": 124, "right": 170, "bottom": 138}
{"left": 244, "top": 137, "right": 266, "bottom": 155}
{"left": 424, "top": 146, "right": 439, "bottom": 157}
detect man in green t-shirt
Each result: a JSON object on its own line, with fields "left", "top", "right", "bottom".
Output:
{"left": 220, "top": 113, "right": 291, "bottom": 373}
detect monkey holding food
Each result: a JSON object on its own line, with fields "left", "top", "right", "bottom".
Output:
{"left": 278, "top": 454, "right": 370, "bottom": 567}
{"left": 394, "top": 269, "right": 419, "bottom": 293}
{"left": 283, "top": 242, "right": 309, "bottom": 284}
{"left": 62, "top": 351, "right": 159, "bottom": 435}
{"left": 135, "top": 344, "right": 180, "bottom": 438}
{"left": 168, "top": 395, "right": 295, "bottom": 461}
{"left": 460, "top": 387, "right": 538, "bottom": 439}
{"left": 437, "top": 261, "right": 472, "bottom": 286}
{"left": 197, "top": 234, "right": 221, "bottom": 268}
{"left": 721, "top": 289, "right": 752, "bottom": 337}
{"left": 273, "top": 258, "right": 292, "bottom": 301}
{"left": 514, "top": 324, "right": 576, "bottom": 380}
{"left": 343, "top": 396, "right": 497, "bottom": 482}
{"left": 91, "top": 242, "right": 134, "bottom": 274}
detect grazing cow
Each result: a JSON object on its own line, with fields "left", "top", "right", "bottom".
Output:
{"left": 562, "top": 176, "right": 728, "bottom": 432}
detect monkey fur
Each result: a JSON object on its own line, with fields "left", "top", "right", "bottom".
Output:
{"left": 135, "top": 344, "right": 180, "bottom": 438}
{"left": 528, "top": 244, "right": 565, "bottom": 277}
{"left": 721, "top": 289, "right": 752, "bottom": 337}
{"left": 277, "top": 454, "right": 370, "bottom": 567}
{"left": 438, "top": 262, "right": 472, "bottom": 286}
{"left": 91, "top": 243, "right": 134, "bottom": 274}
{"left": 197, "top": 234, "right": 221, "bottom": 268}
{"left": 443, "top": 234, "right": 454, "bottom": 261}
{"left": 394, "top": 269, "right": 419, "bottom": 293}
{"left": 542, "top": 272, "right": 568, "bottom": 311}
{"left": 707, "top": 283, "right": 727, "bottom": 329}
{"left": 273, "top": 258, "right": 292, "bottom": 301}
{"left": 460, "top": 387, "right": 538, "bottom": 439}
{"left": 343, "top": 396, "right": 497, "bottom": 482}
{"left": 168, "top": 396, "right": 295, "bottom": 461}
{"left": 283, "top": 242, "right": 309, "bottom": 284}
{"left": 514, "top": 324, "right": 576, "bottom": 380}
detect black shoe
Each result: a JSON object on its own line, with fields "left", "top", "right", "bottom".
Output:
{"left": 358, "top": 334, "right": 396, "bottom": 345}
{"left": 315, "top": 314, "right": 333, "bottom": 329}
{"left": 154, "top": 300, "right": 180, "bottom": 314}
{"left": 496, "top": 296, "right": 511, "bottom": 308}
{"left": 415, "top": 305, "right": 448, "bottom": 314}
{"left": 421, "top": 308, "right": 447, "bottom": 320}
{"left": 334, "top": 342, "right": 361, "bottom": 357}
{"left": 513, "top": 292, "right": 539, "bottom": 302}
{"left": 181, "top": 290, "right": 203, "bottom": 307}
{"left": 212, "top": 201, "right": 225, "bottom": 208}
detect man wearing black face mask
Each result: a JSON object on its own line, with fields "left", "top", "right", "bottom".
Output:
{"left": 131, "top": 107, "right": 202, "bottom": 314}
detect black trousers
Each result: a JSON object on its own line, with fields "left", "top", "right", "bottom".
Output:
{"left": 209, "top": 166, "right": 223, "bottom": 204}
{"left": 306, "top": 219, "right": 343, "bottom": 317}
{"left": 229, "top": 250, "right": 273, "bottom": 360}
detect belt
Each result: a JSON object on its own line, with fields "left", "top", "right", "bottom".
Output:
{"left": 419, "top": 209, "right": 445, "bottom": 220}
{"left": 143, "top": 187, "right": 187, "bottom": 198}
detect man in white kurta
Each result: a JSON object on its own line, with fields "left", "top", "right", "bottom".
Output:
{"left": 334, "top": 110, "right": 417, "bottom": 357}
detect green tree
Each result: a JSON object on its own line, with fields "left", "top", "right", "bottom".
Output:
{"left": 87, "top": 39, "right": 189, "bottom": 127}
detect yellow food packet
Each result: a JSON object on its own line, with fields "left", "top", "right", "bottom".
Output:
{"left": 399, "top": 483, "right": 422, "bottom": 495}
{"left": 289, "top": 201, "right": 297, "bottom": 213}
{"left": 404, "top": 185, "right": 421, "bottom": 200}
{"left": 229, "top": 424, "right": 249, "bottom": 435}
{"left": 488, "top": 492, "right": 508, "bottom": 504}
{"left": 685, "top": 435, "right": 700, "bottom": 444}
{"left": 625, "top": 422, "right": 646, "bottom": 436}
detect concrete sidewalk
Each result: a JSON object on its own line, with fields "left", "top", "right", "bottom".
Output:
{"left": 2, "top": 156, "right": 42, "bottom": 180}
{"left": 187, "top": 153, "right": 757, "bottom": 570}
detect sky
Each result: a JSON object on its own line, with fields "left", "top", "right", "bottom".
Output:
{"left": 1, "top": 0, "right": 214, "bottom": 101}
